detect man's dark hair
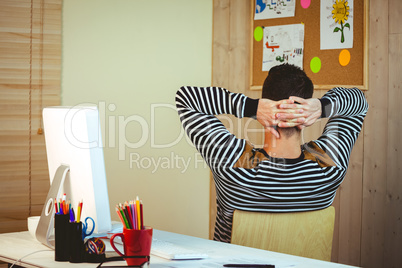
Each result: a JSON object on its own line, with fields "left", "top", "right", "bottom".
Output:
{"left": 262, "top": 63, "right": 314, "bottom": 137}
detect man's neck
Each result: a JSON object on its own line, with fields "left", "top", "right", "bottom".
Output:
{"left": 263, "top": 130, "right": 302, "bottom": 159}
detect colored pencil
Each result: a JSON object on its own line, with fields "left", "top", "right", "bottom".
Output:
{"left": 77, "top": 200, "right": 83, "bottom": 223}
{"left": 115, "top": 197, "right": 144, "bottom": 230}
{"left": 115, "top": 206, "right": 125, "bottom": 227}
{"left": 70, "top": 208, "right": 75, "bottom": 222}
{"left": 136, "top": 197, "right": 141, "bottom": 230}
{"left": 54, "top": 198, "right": 58, "bottom": 214}
{"left": 123, "top": 204, "right": 132, "bottom": 229}
{"left": 140, "top": 201, "right": 144, "bottom": 230}
{"left": 130, "top": 201, "right": 136, "bottom": 229}
{"left": 118, "top": 204, "right": 130, "bottom": 229}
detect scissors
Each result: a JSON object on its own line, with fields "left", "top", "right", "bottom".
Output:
{"left": 82, "top": 216, "right": 95, "bottom": 239}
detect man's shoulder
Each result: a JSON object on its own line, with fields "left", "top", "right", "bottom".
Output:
{"left": 233, "top": 141, "right": 268, "bottom": 169}
{"left": 302, "top": 141, "right": 336, "bottom": 168}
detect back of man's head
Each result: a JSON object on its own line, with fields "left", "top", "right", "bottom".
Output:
{"left": 262, "top": 63, "right": 314, "bottom": 137}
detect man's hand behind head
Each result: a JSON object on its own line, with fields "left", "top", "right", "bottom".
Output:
{"left": 256, "top": 98, "right": 306, "bottom": 138}
{"left": 277, "top": 97, "right": 321, "bottom": 129}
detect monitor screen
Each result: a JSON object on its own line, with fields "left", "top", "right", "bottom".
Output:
{"left": 42, "top": 106, "right": 112, "bottom": 235}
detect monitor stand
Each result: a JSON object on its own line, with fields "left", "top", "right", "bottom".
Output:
{"left": 36, "top": 164, "right": 70, "bottom": 249}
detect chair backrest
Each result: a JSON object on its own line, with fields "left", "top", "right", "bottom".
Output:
{"left": 231, "top": 206, "right": 335, "bottom": 261}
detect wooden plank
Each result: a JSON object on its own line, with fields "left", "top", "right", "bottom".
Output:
{"left": 229, "top": 0, "right": 251, "bottom": 146}
{"left": 244, "top": 1, "right": 262, "bottom": 146}
{"left": 210, "top": 0, "right": 230, "bottom": 240}
{"left": 384, "top": 32, "right": 402, "bottom": 268}
{"left": 331, "top": 189, "right": 340, "bottom": 263}
{"left": 228, "top": 0, "right": 250, "bottom": 92}
{"left": 389, "top": 0, "right": 402, "bottom": 34}
{"left": 212, "top": 0, "right": 230, "bottom": 88}
{"left": 337, "top": 131, "right": 364, "bottom": 266}
{"left": 209, "top": 173, "right": 216, "bottom": 240}
{"left": 361, "top": 0, "right": 389, "bottom": 266}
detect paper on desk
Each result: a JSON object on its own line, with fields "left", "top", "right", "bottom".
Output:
{"left": 151, "top": 255, "right": 297, "bottom": 268}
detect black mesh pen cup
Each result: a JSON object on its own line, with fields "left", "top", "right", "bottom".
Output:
{"left": 54, "top": 214, "right": 71, "bottom": 261}
{"left": 69, "top": 221, "right": 84, "bottom": 263}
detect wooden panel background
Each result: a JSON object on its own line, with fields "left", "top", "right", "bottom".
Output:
{"left": 211, "top": 0, "right": 402, "bottom": 267}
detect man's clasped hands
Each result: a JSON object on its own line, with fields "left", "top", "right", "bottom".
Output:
{"left": 256, "top": 96, "right": 322, "bottom": 138}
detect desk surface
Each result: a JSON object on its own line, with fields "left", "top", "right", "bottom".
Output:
{"left": 0, "top": 230, "right": 357, "bottom": 268}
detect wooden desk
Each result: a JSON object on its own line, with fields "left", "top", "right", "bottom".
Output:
{"left": 0, "top": 230, "right": 357, "bottom": 268}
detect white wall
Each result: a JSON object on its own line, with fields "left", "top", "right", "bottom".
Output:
{"left": 62, "top": 0, "right": 212, "bottom": 238}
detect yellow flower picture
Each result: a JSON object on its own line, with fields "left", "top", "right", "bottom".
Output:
{"left": 332, "top": 0, "right": 351, "bottom": 43}
{"left": 332, "top": 0, "right": 350, "bottom": 24}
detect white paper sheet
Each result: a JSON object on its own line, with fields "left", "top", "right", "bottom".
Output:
{"left": 255, "top": 0, "right": 296, "bottom": 20}
{"left": 320, "top": 0, "right": 354, "bottom": 50}
{"left": 262, "top": 23, "right": 304, "bottom": 71}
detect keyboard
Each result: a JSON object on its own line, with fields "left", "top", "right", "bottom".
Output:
{"left": 151, "top": 239, "right": 208, "bottom": 260}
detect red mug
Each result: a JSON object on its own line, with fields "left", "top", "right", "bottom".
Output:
{"left": 110, "top": 227, "right": 153, "bottom": 266}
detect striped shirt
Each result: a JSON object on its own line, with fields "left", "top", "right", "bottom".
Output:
{"left": 176, "top": 86, "right": 368, "bottom": 243}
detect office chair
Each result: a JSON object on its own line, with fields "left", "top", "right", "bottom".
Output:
{"left": 231, "top": 206, "right": 335, "bottom": 261}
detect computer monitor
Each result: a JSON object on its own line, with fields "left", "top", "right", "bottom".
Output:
{"left": 36, "top": 106, "right": 112, "bottom": 248}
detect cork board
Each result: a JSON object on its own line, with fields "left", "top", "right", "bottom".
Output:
{"left": 250, "top": 0, "right": 368, "bottom": 90}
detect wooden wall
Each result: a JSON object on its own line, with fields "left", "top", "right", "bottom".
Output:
{"left": 361, "top": 0, "right": 402, "bottom": 267}
{"left": 211, "top": 0, "right": 402, "bottom": 267}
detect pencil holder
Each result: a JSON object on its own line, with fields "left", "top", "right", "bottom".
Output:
{"left": 69, "top": 222, "right": 84, "bottom": 263}
{"left": 54, "top": 214, "right": 71, "bottom": 261}
{"left": 110, "top": 227, "right": 153, "bottom": 267}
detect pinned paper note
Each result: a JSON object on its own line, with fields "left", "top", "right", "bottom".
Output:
{"left": 320, "top": 0, "right": 354, "bottom": 50}
{"left": 262, "top": 23, "right": 304, "bottom": 71}
{"left": 255, "top": 0, "right": 296, "bottom": 20}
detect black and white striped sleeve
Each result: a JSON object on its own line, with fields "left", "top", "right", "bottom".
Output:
{"left": 175, "top": 86, "right": 256, "bottom": 169}
{"left": 315, "top": 87, "right": 369, "bottom": 169}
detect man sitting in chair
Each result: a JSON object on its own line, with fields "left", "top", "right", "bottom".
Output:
{"left": 175, "top": 63, "right": 368, "bottom": 243}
